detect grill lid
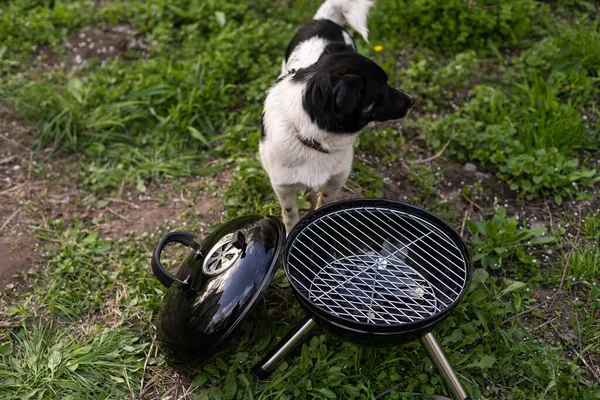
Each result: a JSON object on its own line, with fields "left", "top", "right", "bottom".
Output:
{"left": 152, "top": 216, "right": 285, "bottom": 368}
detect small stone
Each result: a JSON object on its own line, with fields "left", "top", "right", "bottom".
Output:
{"left": 463, "top": 163, "right": 477, "bottom": 173}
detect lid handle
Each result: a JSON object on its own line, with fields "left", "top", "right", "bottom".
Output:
{"left": 151, "top": 231, "right": 201, "bottom": 289}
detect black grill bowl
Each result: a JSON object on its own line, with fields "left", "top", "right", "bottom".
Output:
{"left": 253, "top": 199, "right": 474, "bottom": 399}
{"left": 284, "top": 199, "right": 472, "bottom": 345}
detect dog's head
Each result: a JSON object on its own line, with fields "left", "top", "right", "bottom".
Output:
{"left": 295, "top": 51, "right": 414, "bottom": 134}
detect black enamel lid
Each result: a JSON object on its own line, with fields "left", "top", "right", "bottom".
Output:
{"left": 151, "top": 216, "right": 285, "bottom": 368}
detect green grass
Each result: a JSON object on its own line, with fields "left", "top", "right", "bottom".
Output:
{"left": 420, "top": 17, "right": 600, "bottom": 200}
{"left": 568, "top": 244, "right": 600, "bottom": 281}
{"left": 1, "top": 0, "right": 600, "bottom": 399}
{"left": 0, "top": 323, "right": 146, "bottom": 399}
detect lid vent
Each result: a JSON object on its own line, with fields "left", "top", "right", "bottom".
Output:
{"left": 202, "top": 233, "right": 243, "bottom": 275}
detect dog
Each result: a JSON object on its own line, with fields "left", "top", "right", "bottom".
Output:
{"left": 259, "top": 0, "right": 414, "bottom": 234}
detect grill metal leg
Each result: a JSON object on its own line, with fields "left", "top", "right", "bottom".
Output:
{"left": 252, "top": 316, "right": 317, "bottom": 379}
{"left": 419, "top": 332, "right": 471, "bottom": 400}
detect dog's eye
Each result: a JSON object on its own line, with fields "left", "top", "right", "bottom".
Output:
{"left": 362, "top": 102, "right": 375, "bottom": 114}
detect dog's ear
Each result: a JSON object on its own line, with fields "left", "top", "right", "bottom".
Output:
{"left": 333, "top": 73, "right": 363, "bottom": 116}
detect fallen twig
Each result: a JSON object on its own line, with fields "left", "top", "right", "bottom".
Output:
{"left": 0, "top": 134, "right": 31, "bottom": 153}
{"left": 501, "top": 301, "right": 550, "bottom": 327}
{"left": 573, "top": 347, "right": 600, "bottom": 384}
{"left": 0, "top": 182, "right": 27, "bottom": 196}
{"left": 107, "top": 207, "right": 130, "bottom": 221}
{"left": 415, "top": 139, "right": 451, "bottom": 164}
{"left": 543, "top": 197, "right": 555, "bottom": 237}
{"left": 460, "top": 191, "right": 484, "bottom": 212}
{"left": 0, "top": 155, "right": 19, "bottom": 165}
{"left": 0, "top": 207, "right": 21, "bottom": 232}
{"left": 139, "top": 335, "right": 156, "bottom": 398}
{"left": 123, "top": 366, "right": 135, "bottom": 400}
{"left": 342, "top": 183, "right": 360, "bottom": 195}
{"left": 532, "top": 316, "right": 557, "bottom": 332}
{"left": 105, "top": 197, "right": 141, "bottom": 209}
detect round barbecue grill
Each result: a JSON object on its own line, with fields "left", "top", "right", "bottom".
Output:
{"left": 253, "top": 200, "right": 473, "bottom": 400}
{"left": 151, "top": 199, "right": 473, "bottom": 400}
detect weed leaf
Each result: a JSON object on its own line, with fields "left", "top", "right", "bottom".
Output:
{"left": 500, "top": 281, "right": 526, "bottom": 298}
{"left": 317, "top": 388, "right": 337, "bottom": 398}
{"left": 48, "top": 350, "right": 62, "bottom": 372}
{"left": 467, "top": 355, "right": 496, "bottom": 370}
{"left": 223, "top": 373, "right": 237, "bottom": 399}
{"left": 192, "top": 374, "right": 209, "bottom": 388}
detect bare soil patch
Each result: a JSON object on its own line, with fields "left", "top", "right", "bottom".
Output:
{"left": 1, "top": 103, "right": 227, "bottom": 289}
{"left": 91, "top": 178, "right": 226, "bottom": 239}
{"left": 34, "top": 24, "right": 149, "bottom": 73}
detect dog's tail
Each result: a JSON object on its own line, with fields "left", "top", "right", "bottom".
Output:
{"left": 313, "top": 0, "right": 374, "bottom": 42}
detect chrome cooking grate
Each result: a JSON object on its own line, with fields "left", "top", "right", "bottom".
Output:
{"left": 286, "top": 206, "right": 469, "bottom": 325}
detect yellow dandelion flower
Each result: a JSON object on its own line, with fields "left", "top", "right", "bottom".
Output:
{"left": 374, "top": 45, "right": 383, "bottom": 52}
{"left": 570, "top": 83, "right": 576, "bottom": 89}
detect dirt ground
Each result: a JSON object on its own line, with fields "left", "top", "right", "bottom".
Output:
{"left": 0, "top": 104, "right": 224, "bottom": 290}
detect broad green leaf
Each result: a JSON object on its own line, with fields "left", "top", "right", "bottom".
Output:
{"left": 472, "top": 268, "right": 489, "bottom": 284}
{"left": 554, "top": 194, "right": 563, "bottom": 205}
{"left": 192, "top": 374, "right": 208, "bottom": 388}
{"left": 216, "top": 357, "right": 228, "bottom": 371}
{"left": 528, "top": 226, "right": 547, "bottom": 236}
{"left": 96, "top": 199, "right": 110, "bottom": 209}
{"left": 237, "top": 373, "right": 250, "bottom": 388}
{"left": 466, "top": 355, "right": 496, "bottom": 370}
{"left": 493, "top": 247, "right": 507, "bottom": 254}
{"left": 223, "top": 373, "right": 237, "bottom": 399}
{"left": 317, "top": 388, "right": 337, "bottom": 399}
{"left": 48, "top": 350, "right": 62, "bottom": 372}
{"left": 500, "top": 281, "right": 526, "bottom": 298}
{"left": 0, "top": 340, "right": 13, "bottom": 357}
{"left": 344, "top": 385, "right": 361, "bottom": 396}
{"left": 530, "top": 236, "right": 555, "bottom": 244}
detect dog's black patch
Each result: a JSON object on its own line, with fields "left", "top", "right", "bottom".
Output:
{"left": 285, "top": 19, "right": 353, "bottom": 62}
{"left": 260, "top": 111, "right": 266, "bottom": 142}
{"left": 295, "top": 52, "right": 415, "bottom": 134}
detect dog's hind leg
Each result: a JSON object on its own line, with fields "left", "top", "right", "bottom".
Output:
{"left": 273, "top": 184, "right": 299, "bottom": 234}
{"left": 316, "top": 172, "right": 348, "bottom": 209}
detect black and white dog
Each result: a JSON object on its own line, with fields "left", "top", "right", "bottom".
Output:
{"left": 259, "top": 0, "right": 414, "bottom": 234}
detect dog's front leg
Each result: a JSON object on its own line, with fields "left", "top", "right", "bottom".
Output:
{"left": 316, "top": 172, "right": 348, "bottom": 209}
{"left": 273, "top": 184, "right": 298, "bottom": 234}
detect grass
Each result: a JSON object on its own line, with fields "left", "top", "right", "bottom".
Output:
{"left": 0, "top": 323, "right": 146, "bottom": 400}
{"left": 0, "top": 0, "right": 599, "bottom": 399}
